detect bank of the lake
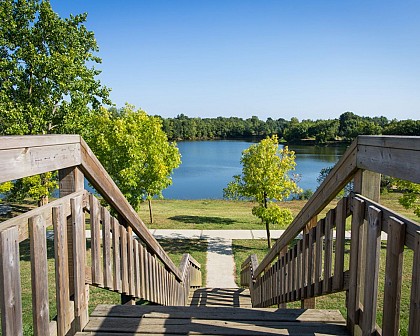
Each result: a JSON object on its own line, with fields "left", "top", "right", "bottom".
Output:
{"left": 163, "top": 140, "right": 347, "bottom": 200}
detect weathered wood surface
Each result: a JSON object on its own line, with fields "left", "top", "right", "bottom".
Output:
{"left": 78, "top": 305, "right": 349, "bottom": 335}
{"left": 79, "top": 138, "right": 182, "bottom": 280}
{"left": 0, "top": 226, "right": 23, "bottom": 336}
{"left": 0, "top": 189, "right": 86, "bottom": 242}
{"left": 29, "top": 215, "right": 50, "bottom": 336}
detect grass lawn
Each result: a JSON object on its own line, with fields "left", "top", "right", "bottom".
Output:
{"left": 139, "top": 191, "right": 418, "bottom": 232}
{"left": 232, "top": 239, "right": 414, "bottom": 336}
{"left": 15, "top": 238, "right": 207, "bottom": 335}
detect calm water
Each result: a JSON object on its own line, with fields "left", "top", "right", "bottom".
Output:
{"left": 163, "top": 140, "right": 346, "bottom": 200}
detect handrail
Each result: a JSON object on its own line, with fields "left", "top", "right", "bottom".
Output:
{"left": 0, "top": 135, "right": 182, "bottom": 280}
{"left": 254, "top": 135, "right": 420, "bottom": 276}
{"left": 244, "top": 135, "right": 420, "bottom": 335}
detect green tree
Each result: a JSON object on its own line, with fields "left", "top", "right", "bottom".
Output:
{"left": 0, "top": 0, "right": 110, "bottom": 205}
{"left": 86, "top": 105, "right": 181, "bottom": 223}
{"left": 393, "top": 179, "right": 420, "bottom": 218}
{"left": 223, "top": 135, "right": 301, "bottom": 248}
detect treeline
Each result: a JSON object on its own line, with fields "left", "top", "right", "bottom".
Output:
{"left": 158, "top": 112, "right": 420, "bottom": 143}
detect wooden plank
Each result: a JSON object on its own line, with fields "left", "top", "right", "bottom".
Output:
{"left": 0, "top": 189, "right": 85, "bottom": 243}
{"left": 71, "top": 195, "right": 88, "bottom": 331}
{"left": 307, "top": 228, "right": 315, "bottom": 299}
{"left": 409, "top": 231, "right": 420, "bottom": 335}
{"left": 0, "top": 142, "right": 81, "bottom": 184}
{"left": 0, "top": 226, "right": 23, "bottom": 336}
{"left": 314, "top": 220, "right": 323, "bottom": 296}
{"left": 83, "top": 316, "right": 350, "bottom": 335}
{"left": 301, "top": 232, "right": 308, "bottom": 300}
{"left": 144, "top": 250, "right": 151, "bottom": 302}
{"left": 127, "top": 227, "right": 135, "bottom": 296}
{"left": 357, "top": 143, "right": 420, "bottom": 184}
{"left": 361, "top": 206, "right": 382, "bottom": 335}
{"left": 90, "top": 194, "right": 103, "bottom": 286}
{"left": 296, "top": 239, "right": 302, "bottom": 301}
{"left": 120, "top": 225, "right": 129, "bottom": 294}
{"left": 347, "top": 196, "right": 365, "bottom": 331}
{"left": 134, "top": 239, "right": 141, "bottom": 298}
{"left": 354, "top": 193, "right": 420, "bottom": 250}
{"left": 29, "top": 215, "right": 50, "bottom": 336}
{"left": 59, "top": 167, "right": 85, "bottom": 299}
{"left": 333, "top": 198, "right": 347, "bottom": 291}
{"left": 0, "top": 134, "right": 81, "bottom": 150}
{"left": 323, "top": 210, "right": 334, "bottom": 294}
{"left": 255, "top": 140, "right": 358, "bottom": 276}
{"left": 53, "top": 206, "right": 72, "bottom": 336}
{"left": 102, "top": 207, "right": 113, "bottom": 289}
{"left": 79, "top": 138, "right": 182, "bottom": 280}
{"left": 382, "top": 217, "right": 405, "bottom": 336}
{"left": 112, "top": 217, "right": 122, "bottom": 292}
{"left": 139, "top": 244, "right": 146, "bottom": 299}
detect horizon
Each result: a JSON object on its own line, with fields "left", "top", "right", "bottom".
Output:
{"left": 50, "top": 0, "right": 420, "bottom": 121}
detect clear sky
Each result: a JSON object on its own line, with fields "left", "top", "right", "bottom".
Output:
{"left": 50, "top": 0, "right": 420, "bottom": 120}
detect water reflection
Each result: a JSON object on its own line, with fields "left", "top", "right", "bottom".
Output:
{"left": 163, "top": 141, "right": 347, "bottom": 200}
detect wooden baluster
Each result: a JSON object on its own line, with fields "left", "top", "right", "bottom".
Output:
{"left": 134, "top": 239, "right": 141, "bottom": 298}
{"left": 127, "top": 227, "right": 135, "bottom": 298}
{"left": 53, "top": 206, "right": 72, "bottom": 336}
{"left": 314, "top": 219, "right": 324, "bottom": 296}
{"left": 102, "top": 207, "right": 113, "bottom": 289}
{"left": 90, "top": 194, "right": 103, "bottom": 286}
{"left": 302, "top": 216, "right": 317, "bottom": 308}
{"left": 333, "top": 198, "right": 347, "bottom": 291}
{"left": 409, "top": 231, "right": 420, "bottom": 335}
{"left": 361, "top": 206, "right": 382, "bottom": 336}
{"left": 112, "top": 217, "right": 121, "bottom": 292}
{"left": 296, "top": 240, "right": 302, "bottom": 301}
{"left": 301, "top": 231, "right": 308, "bottom": 300}
{"left": 0, "top": 226, "right": 23, "bottom": 336}
{"left": 323, "top": 209, "right": 334, "bottom": 294}
{"left": 29, "top": 215, "right": 50, "bottom": 336}
{"left": 347, "top": 197, "right": 365, "bottom": 332}
{"left": 71, "top": 195, "right": 88, "bottom": 331}
{"left": 382, "top": 217, "right": 405, "bottom": 336}
{"left": 120, "top": 225, "right": 129, "bottom": 295}
{"left": 139, "top": 244, "right": 146, "bottom": 299}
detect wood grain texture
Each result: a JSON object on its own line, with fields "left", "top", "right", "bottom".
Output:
{"left": 71, "top": 195, "right": 88, "bottom": 331}
{"left": 409, "top": 231, "right": 420, "bottom": 336}
{"left": 102, "top": 207, "right": 113, "bottom": 289}
{"left": 382, "top": 217, "right": 405, "bottom": 336}
{"left": 29, "top": 215, "right": 50, "bottom": 336}
{"left": 361, "top": 206, "right": 382, "bottom": 335}
{"left": 0, "top": 226, "right": 23, "bottom": 336}
{"left": 53, "top": 206, "right": 72, "bottom": 336}
{"left": 112, "top": 217, "right": 122, "bottom": 292}
{"left": 90, "top": 194, "right": 103, "bottom": 286}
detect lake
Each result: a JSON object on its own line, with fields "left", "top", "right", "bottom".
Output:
{"left": 163, "top": 140, "right": 347, "bottom": 200}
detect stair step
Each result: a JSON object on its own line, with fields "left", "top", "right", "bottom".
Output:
{"left": 188, "top": 288, "right": 252, "bottom": 307}
{"left": 77, "top": 304, "right": 349, "bottom": 335}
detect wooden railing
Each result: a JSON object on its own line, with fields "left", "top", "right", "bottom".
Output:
{"left": 0, "top": 135, "right": 201, "bottom": 336}
{"left": 241, "top": 136, "right": 420, "bottom": 335}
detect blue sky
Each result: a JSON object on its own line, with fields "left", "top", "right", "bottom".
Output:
{"left": 50, "top": 0, "right": 420, "bottom": 120}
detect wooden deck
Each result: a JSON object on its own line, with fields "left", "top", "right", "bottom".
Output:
{"left": 76, "top": 288, "right": 349, "bottom": 335}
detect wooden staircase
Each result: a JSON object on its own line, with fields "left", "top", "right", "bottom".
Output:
{"left": 1, "top": 135, "right": 419, "bottom": 335}
{"left": 77, "top": 288, "right": 349, "bottom": 335}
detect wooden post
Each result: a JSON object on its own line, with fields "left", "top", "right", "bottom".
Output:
{"left": 58, "top": 167, "right": 84, "bottom": 296}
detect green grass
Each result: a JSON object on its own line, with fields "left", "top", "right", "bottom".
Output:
{"left": 232, "top": 239, "right": 414, "bottom": 336}
{"left": 16, "top": 238, "right": 206, "bottom": 335}
{"left": 140, "top": 198, "right": 342, "bottom": 230}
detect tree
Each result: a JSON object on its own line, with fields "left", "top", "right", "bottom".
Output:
{"left": 0, "top": 0, "right": 110, "bottom": 204}
{"left": 392, "top": 179, "right": 420, "bottom": 218}
{"left": 86, "top": 105, "right": 181, "bottom": 223}
{"left": 223, "top": 135, "right": 300, "bottom": 248}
